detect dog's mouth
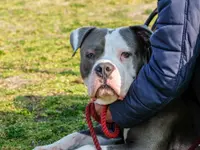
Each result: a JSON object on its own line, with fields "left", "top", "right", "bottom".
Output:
{"left": 95, "top": 84, "right": 119, "bottom": 99}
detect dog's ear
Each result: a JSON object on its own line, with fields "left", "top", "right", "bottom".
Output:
{"left": 130, "top": 25, "right": 152, "bottom": 63}
{"left": 70, "top": 27, "right": 96, "bottom": 57}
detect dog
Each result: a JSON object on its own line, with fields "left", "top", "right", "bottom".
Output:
{"left": 34, "top": 25, "right": 199, "bottom": 150}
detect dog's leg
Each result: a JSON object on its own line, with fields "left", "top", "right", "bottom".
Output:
{"left": 76, "top": 143, "right": 168, "bottom": 150}
{"left": 33, "top": 132, "right": 93, "bottom": 150}
{"left": 33, "top": 125, "right": 123, "bottom": 150}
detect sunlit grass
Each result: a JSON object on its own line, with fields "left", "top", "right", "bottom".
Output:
{"left": 0, "top": 0, "right": 156, "bottom": 149}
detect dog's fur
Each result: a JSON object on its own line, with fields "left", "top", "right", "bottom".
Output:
{"left": 34, "top": 26, "right": 198, "bottom": 150}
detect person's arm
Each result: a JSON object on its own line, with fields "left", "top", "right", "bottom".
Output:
{"left": 110, "top": 0, "right": 200, "bottom": 128}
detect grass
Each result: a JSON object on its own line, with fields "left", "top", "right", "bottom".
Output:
{"left": 0, "top": 0, "right": 156, "bottom": 149}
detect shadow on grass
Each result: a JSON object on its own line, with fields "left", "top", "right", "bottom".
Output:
{"left": 1, "top": 94, "right": 90, "bottom": 149}
{"left": 20, "top": 67, "right": 80, "bottom": 76}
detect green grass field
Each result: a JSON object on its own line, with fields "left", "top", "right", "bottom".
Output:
{"left": 0, "top": 0, "right": 156, "bottom": 149}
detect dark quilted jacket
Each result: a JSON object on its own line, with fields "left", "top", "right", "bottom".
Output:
{"left": 110, "top": 0, "right": 200, "bottom": 128}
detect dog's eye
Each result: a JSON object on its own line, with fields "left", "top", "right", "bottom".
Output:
{"left": 86, "top": 53, "right": 95, "bottom": 59}
{"left": 121, "top": 52, "right": 132, "bottom": 58}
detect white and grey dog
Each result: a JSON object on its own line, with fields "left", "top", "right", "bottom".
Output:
{"left": 34, "top": 26, "right": 198, "bottom": 150}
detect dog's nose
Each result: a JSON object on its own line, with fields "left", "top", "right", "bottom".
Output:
{"left": 95, "top": 63, "right": 114, "bottom": 78}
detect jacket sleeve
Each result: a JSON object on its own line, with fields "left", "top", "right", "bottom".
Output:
{"left": 110, "top": 0, "right": 200, "bottom": 128}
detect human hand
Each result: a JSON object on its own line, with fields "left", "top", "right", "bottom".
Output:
{"left": 94, "top": 103, "right": 113, "bottom": 123}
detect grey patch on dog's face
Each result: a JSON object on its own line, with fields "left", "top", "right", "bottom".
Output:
{"left": 119, "top": 27, "right": 144, "bottom": 75}
{"left": 80, "top": 28, "right": 108, "bottom": 79}
{"left": 119, "top": 28, "right": 136, "bottom": 50}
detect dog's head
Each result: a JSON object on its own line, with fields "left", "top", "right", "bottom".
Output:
{"left": 70, "top": 26, "right": 152, "bottom": 105}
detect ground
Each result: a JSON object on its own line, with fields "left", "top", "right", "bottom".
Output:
{"left": 0, "top": 0, "right": 156, "bottom": 149}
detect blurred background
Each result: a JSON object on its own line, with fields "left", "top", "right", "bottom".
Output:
{"left": 0, "top": 0, "right": 156, "bottom": 149}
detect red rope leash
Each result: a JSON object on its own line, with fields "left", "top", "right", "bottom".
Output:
{"left": 188, "top": 138, "right": 200, "bottom": 150}
{"left": 100, "top": 105, "right": 120, "bottom": 138}
{"left": 85, "top": 103, "right": 101, "bottom": 150}
{"left": 85, "top": 102, "right": 120, "bottom": 150}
